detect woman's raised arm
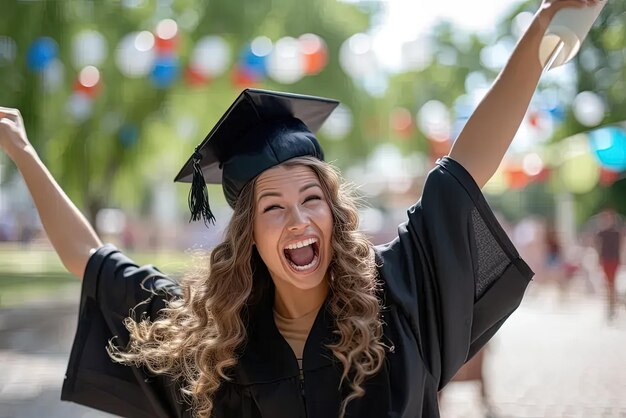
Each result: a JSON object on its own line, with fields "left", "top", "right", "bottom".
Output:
{"left": 448, "top": 0, "right": 601, "bottom": 188}
{"left": 0, "top": 108, "right": 102, "bottom": 278}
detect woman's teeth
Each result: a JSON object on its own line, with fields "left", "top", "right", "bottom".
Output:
{"left": 285, "top": 237, "right": 318, "bottom": 250}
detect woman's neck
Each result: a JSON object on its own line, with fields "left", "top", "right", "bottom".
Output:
{"left": 273, "top": 279, "right": 329, "bottom": 319}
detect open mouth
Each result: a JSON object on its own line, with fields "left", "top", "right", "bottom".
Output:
{"left": 283, "top": 237, "right": 320, "bottom": 272}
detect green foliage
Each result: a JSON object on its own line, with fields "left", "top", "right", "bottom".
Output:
{"left": 504, "top": 2, "right": 625, "bottom": 224}
{"left": 2, "top": 0, "right": 624, "bottom": 227}
{"left": 384, "top": 22, "right": 485, "bottom": 156}
{"left": 0, "top": 0, "right": 370, "bottom": 224}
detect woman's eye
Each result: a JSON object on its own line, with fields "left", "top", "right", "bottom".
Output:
{"left": 303, "top": 195, "right": 322, "bottom": 204}
{"left": 263, "top": 204, "right": 281, "bottom": 213}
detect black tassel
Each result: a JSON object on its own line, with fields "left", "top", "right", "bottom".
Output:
{"left": 188, "top": 151, "right": 216, "bottom": 226}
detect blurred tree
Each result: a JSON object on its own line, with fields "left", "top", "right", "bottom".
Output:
{"left": 501, "top": 0, "right": 625, "bottom": 134}
{"left": 508, "top": 1, "right": 626, "bottom": 223}
{"left": 564, "top": 1, "right": 626, "bottom": 222}
{"left": 383, "top": 1, "right": 625, "bottom": 224}
{"left": 0, "top": 0, "right": 370, "bottom": 226}
{"left": 384, "top": 21, "right": 486, "bottom": 157}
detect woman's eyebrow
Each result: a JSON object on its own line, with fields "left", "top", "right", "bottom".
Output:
{"left": 300, "top": 182, "right": 321, "bottom": 193}
{"left": 257, "top": 190, "right": 282, "bottom": 202}
{"left": 257, "top": 182, "right": 321, "bottom": 202}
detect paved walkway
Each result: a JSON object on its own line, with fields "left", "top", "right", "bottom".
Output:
{"left": 1, "top": 283, "right": 625, "bottom": 418}
{"left": 441, "top": 284, "right": 626, "bottom": 418}
{"left": 0, "top": 289, "right": 114, "bottom": 418}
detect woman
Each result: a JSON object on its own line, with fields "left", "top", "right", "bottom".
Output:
{"left": 0, "top": 1, "right": 600, "bottom": 416}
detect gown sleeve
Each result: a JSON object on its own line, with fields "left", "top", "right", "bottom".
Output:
{"left": 61, "top": 244, "right": 185, "bottom": 418}
{"left": 375, "top": 156, "right": 533, "bottom": 389}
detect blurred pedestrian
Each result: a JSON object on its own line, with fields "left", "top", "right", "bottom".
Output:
{"left": 544, "top": 222, "right": 579, "bottom": 302}
{"left": 544, "top": 223, "right": 564, "bottom": 279}
{"left": 595, "top": 208, "right": 624, "bottom": 322}
{"left": 440, "top": 347, "right": 493, "bottom": 417}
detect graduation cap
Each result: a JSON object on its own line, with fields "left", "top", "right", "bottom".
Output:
{"left": 174, "top": 88, "right": 340, "bottom": 225}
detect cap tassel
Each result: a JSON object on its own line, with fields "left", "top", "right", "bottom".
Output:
{"left": 188, "top": 151, "right": 216, "bottom": 226}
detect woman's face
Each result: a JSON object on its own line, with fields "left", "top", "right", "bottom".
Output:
{"left": 253, "top": 163, "right": 333, "bottom": 291}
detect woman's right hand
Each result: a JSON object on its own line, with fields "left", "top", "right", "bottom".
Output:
{"left": 0, "top": 107, "right": 33, "bottom": 160}
{"left": 1, "top": 106, "right": 102, "bottom": 278}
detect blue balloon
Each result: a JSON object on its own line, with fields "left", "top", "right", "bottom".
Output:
{"left": 27, "top": 37, "right": 58, "bottom": 71}
{"left": 150, "top": 55, "right": 179, "bottom": 89}
{"left": 548, "top": 105, "right": 566, "bottom": 123}
{"left": 240, "top": 45, "right": 266, "bottom": 79}
{"left": 590, "top": 126, "right": 626, "bottom": 171}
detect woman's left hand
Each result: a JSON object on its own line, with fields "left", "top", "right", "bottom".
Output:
{"left": 536, "top": 0, "right": 604, "bottom": 29}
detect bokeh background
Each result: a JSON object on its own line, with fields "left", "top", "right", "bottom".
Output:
{"left": 0, "top": 0, "right": 625, "bottom": 417}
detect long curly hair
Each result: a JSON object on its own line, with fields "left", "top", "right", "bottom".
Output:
{"left": 109, "top": 156, "right": 386, "bottom": 417}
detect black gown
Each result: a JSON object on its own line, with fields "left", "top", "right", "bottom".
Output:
{"left": 61, "top": 157, "right": 533, "bottom": 417}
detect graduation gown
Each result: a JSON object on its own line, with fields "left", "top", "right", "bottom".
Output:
{"left": 61, "top": 157, "right": 533, "bottom": 417}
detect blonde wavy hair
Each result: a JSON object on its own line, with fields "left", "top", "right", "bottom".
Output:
{"left": 109, "top": 156, "right": 386, "bottom": 417}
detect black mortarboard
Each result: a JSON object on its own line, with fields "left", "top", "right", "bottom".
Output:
{"left": 174, "top": 88, "right": 340, "bottom": 225}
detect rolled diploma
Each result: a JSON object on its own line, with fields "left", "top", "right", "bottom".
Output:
{"left": 539, "top": 1, "right": 607, "bottom": 69}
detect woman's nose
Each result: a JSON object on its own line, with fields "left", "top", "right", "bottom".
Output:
{"left": 287, "top": 207, "right": 309, "bottom": 231}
